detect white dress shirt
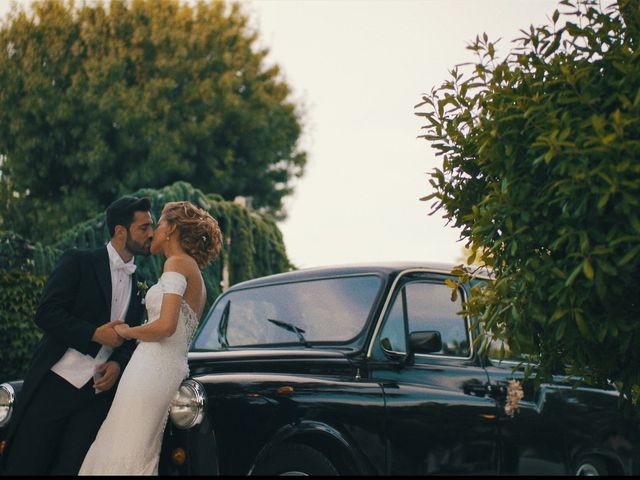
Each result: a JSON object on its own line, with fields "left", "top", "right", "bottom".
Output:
{"left": 50, "top": 242, "right": 136, "bottom": 389}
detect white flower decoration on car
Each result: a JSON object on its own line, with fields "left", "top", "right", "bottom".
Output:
{"left": 504, "top": 379, "right": 524, "bottom": 417}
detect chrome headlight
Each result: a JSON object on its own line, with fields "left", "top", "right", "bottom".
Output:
{"left": 170, "top": 379, "right": 206, "bottom": 430}
{"left": 0, "top": 383, "right": 15, "bottom": 428}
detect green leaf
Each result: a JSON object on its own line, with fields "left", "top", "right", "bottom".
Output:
{"left": 591, "top": 114, "right": 606, "bottom": 135}
{"left": 597, "top": 192, "right": 610, "bottom": 210}
{"left": 450, "top": 288, "right": 459, "bottom": 302}
{"left": 565, "top": 263, "right": 583, "bottom": 287}
{"left": 617, "top": 244, "right": 640, "bottom": 266}
{"left": 445, "top": 278, "right": 457, "bottom": 289}
{"left": 597, "top": 324, "right": 607, "bottom": 343}
{"left": 599, "top": 261, "right": 617, "bottom": 275}
{"left": 579, "top": 231, "right": 590, "bottom": 253}
{"left": 582, "top": 258, "right": 594, "bottom": 280}
{"left": 506, "top": 217, "right": 513, "bottom": 232}
{"left": 466, "top": 250, "right": 477, "bottom": 265}
{"left": 574, "top": 311, "right": 591, "bottom": 340}
{"left": 555, "top": 320, "right": 567, "bottom": 341}
{"left": 550, "top": 308, "right": 569, "bottom": 323}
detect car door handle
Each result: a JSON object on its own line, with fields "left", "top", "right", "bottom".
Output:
{"left": 465, "top": 382, "right": 506, "bottom": 398}
{"left": 465, "top": 383, "right": 492, "bottom": 397}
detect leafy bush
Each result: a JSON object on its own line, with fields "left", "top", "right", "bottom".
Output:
{"left": 416, "top": 0, "right": 640, "bottom": 412}
{"left": 0, "top": 269, "right": 45, "bottom": 382}
{"left": 0, "top": 232, "right": 34, "bottom": 272}
{"left": 0, "top": 231, "right": 62, "bottom": 276}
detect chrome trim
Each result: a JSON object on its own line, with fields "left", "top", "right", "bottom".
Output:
{"left": 229, "top": 271, "right": 386, "bottom": 291}
{"left": 0, "top": 382, "right": 15, "bottom": 428}
{"left": 382, "top": 348, "right": 408, "bottom": 357}
{"left": 170, "top": 379, "right": 207, "bottom": 430}
{"left": 188, "top": 349, "right": 348, "bottom": 361}
{"left": 367, "top": 268, "right": 475, "bottom": 360}
{"left": 489, "top": 358, "right": 523, "bottom": 367}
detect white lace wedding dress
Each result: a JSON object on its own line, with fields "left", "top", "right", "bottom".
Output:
{"left": 79, "top": 271, "right": 199, "bottom": 475}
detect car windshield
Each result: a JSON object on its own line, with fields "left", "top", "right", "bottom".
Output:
{"left": 192, "top": 275, "right": 383, "bottom": 350}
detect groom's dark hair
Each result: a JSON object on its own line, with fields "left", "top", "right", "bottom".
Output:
{"left": 106, "top": 196, "right": 152, "bottom": 237}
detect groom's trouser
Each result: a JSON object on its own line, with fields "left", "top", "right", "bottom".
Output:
{"left": 3, "top": 370, "right": 115, "bottom": 475}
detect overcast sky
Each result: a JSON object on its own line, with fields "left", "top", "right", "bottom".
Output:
{"left": 245, "top": 0, "right": 560, "bottom": 268}
{"left": 0, "top": 0, "right": 561, "bottom": 268}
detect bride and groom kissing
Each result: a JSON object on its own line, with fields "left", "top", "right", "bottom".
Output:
{"left": 2, "top": 196, "right": 223, "bottom": 475}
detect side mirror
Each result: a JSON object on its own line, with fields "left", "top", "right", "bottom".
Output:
{"left": 409, "top": 331, "right": 442, "bottom": 354}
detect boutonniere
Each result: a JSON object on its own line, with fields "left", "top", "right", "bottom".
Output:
{"left": 137, "top": 280, "right": 149, "bottom": 304}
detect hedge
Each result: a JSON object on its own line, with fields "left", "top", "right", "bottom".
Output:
{"left": 0, "top": 269, "right": 45, "bottom": 382}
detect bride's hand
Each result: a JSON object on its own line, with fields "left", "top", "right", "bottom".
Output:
{"left": 114, "top": 323, "right": 133, "bottom": 340}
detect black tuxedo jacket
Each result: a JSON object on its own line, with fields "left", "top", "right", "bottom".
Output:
{"left": 4, "top": 246, "right": 145, "bottom": 448}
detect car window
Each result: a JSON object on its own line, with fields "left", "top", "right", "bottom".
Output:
{"left": 193, "top": 275, "right": 382, "bottom": 349}
{"left": 379, "top": 288, "right": 407, "bottom": 353}
{"left": 379, "top": 281, "right": 470, "bottom": 357}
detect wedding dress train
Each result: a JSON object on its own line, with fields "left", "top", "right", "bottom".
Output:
{"left": 79, "top": 272, "right": 198, "bottom": 475}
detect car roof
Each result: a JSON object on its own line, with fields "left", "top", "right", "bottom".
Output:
{"left": 228, "top": 261, "right": 488, "bottom": 290}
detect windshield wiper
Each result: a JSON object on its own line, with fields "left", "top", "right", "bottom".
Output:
{"left": 267, "top": 318, "right": 312, "bottom": 348}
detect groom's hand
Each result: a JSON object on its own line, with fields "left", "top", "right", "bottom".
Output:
{"left": 93, "top": 361, "right": 121, "bottom": 392}
{"left": 92, "top": 320, "right": 125, "bottom": 347}
{"left": 114, "top": 323, "right": 133, "bottom": 340}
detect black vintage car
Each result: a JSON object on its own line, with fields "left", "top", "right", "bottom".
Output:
{"left": 2, "top": 262, "right": 639, "bottom": 475}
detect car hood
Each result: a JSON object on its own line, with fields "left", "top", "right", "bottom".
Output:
{"left": 187, "top": 348, "right": 359, "bottom": 377}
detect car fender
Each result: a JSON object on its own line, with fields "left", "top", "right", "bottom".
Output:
{"left": 554, "top": 386, "right": 640, "bottom": 475}
{"left": 248, "top": 419, "right": 369, "bottom": 475}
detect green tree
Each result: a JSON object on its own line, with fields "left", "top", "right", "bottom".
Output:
{"left": 416, "top": 0, "right": 640, "bottom": 413}
{"left": 0, "top": 0, "right": 306, "bottom": 242}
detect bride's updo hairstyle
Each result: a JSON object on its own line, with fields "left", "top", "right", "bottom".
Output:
{"left": 161, "top": 201, "right": 223, "bottom": 268}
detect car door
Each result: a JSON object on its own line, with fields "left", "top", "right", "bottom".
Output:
{"left": 482, "top": 341, "right": 568, "bottom": 475}
{"left": 367, "top": 274, "right": 499, "bottom": 475}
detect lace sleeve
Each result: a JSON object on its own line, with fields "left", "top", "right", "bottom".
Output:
{"left": 161, "top": 271, "right": 187, "bottom": 296}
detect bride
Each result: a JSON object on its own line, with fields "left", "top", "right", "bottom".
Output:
{"left": 79, "top": 201, "right": 222, "bottom": 475}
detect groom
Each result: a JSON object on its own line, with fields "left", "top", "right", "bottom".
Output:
{"left": 2, "top": 196, "right": 154, "bottom": 475}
